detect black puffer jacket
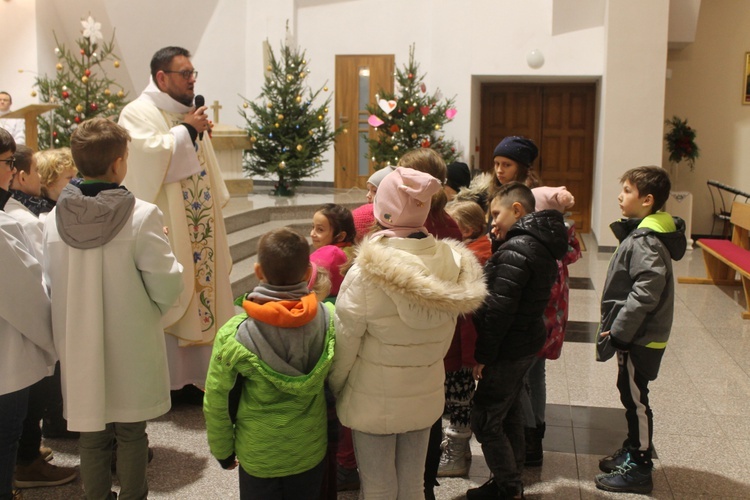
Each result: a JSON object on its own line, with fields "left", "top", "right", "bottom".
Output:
{"left": 474, "top": 209, "right": 569, "bottom": 364}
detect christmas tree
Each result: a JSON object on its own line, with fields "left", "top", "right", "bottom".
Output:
{"left": 366, "top": 45, "right": 460, "bottom": 169}
{"left": 240, "top": 40, "right": 341, "bottom": 195}
{"left": 34, "top": 15, "right": 128, "bottom": 149}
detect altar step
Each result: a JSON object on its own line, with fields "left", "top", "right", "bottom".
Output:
{"left": 224, "top": 197, "right": 362, "bottom": 299}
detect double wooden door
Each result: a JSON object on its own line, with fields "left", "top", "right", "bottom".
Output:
{"left": 480, "top": 83, "right": 596, "bottom": 233}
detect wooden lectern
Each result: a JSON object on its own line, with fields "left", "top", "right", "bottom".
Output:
{"left": 3, "top": 104, "right": 59, "bottom": 150}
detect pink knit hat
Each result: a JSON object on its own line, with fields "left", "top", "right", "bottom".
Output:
{"left": 373, "top": 167, "right": 442, "bottom": 237}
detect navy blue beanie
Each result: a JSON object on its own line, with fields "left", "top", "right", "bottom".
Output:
{"left": 492, "top": 136, "right": 538, "bottom": 167}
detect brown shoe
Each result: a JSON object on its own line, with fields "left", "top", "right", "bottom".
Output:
{"left": 14, "top": 456, "right": 77, "bottom": 488}
{"left": 39, "top": 446, "right": 53, "bottom": 462}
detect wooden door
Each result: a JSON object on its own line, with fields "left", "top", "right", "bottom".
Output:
{"left": 334, "top": 55, "right": 395, "bottom": 189}
{"left": 479, "top": 83, "right": 595, "bottom": 232}
{"left": 540, "top": 85, "right": 595, "bottom": 233}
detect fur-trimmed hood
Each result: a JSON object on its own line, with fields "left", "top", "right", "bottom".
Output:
{"left": 355, "top": 235, "right": 487, "bottom": 326}
{"left": 454, "top": 172, "right": 493, "bottom": 211}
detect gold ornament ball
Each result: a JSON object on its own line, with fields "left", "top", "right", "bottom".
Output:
{"left": 114, "top": 60, "right": 120, "bottom": 68}
{"left": 277, "top": 114, "right": 284, "bottom": 120}
{"left": 296, "top": 144, "right": 303, "bottom": 151}
{"left": 343, "top": 128, "right": 348, "bottom": 134}
{"left": 107, "top": 102, "right": 115, "bottom": 110}
{"left": 295, "top": 95, "right": 302, "bottom": 103}
{"left": 279, "top": 161, "right": 286, "bottom": 169}
{"left": 286, "top": 74, "right": 293, "bottom": 82}
{"left": 267, "top": 102, "right": 273, "bottom": 108}
{"left": 323, "top": 86, "right": 329, "bottom": 92}
{"left": 117, "top": 90, "right": 125, "bottom": 98}
{"left": 434, "top": 124, "right": 441, "bottom": 130}
{"left": 75, "top": 104, "right": 84, "bottom": 113}
{"left": 302, "top": 59, "right": 306, "bottom": 64}
{"left": 274, "top": 123, "right": 280, "bottom": 128}
{"left": 324, "top": 107, "right": 328, "bottom": 114}
{"left": 317, "top": 115, "right": 323, "bottom": 121}
{"left": 250, "top": 136, "right": 257, "bottom": 143}
{"left": 411, "top": 133, "right": 418, "bottom": 139}
{"left": 242, "top": 102, "right": 248, "bottom": 108}
{"left": 104, "top": 89, "right": 111, "bottom": 96}
{"left": 393, "top": 146, "right": 399, "bottom": 151}
{"left": 82, "top": 75, "right": 89, "bottom": 84}
{"left": 30, "top": 91, "right": 37, "bottom": 97}
{"left": 56, "top": 63, "right": 63, "bottom": 71}
{"left": 309, "top": 130, "right": 314, "bottom": 136}
{"left": 299, "top": 72, "right": 306, "bottom": 78}
{"left": 266, "top": 65, "right": 272, "bottom": 72}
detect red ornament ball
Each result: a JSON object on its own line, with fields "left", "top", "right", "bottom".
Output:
{"left": 61, "top": 91, "right": 69, "bottom": 99}
{"left": 421, "top": 139, "right": 431, "bottom": 148}
{"left": 390, "top": 124, "right": 400, "bottom": 133}
{"left": 84, "top": 69, "right": 91, "bottom": 77}
{"left": 80, "top": 49, "right": 85, "bottom": 55}
{"left": 90, "top": 103, "right": 98, "bottom": 111}
{"left": 407, "top": 106, "right": 415, "bottom": 114}
{"left": 408, "top": 73, "right": 413, "bottom": 79}
{"left": 74, "top": 116, "right": 81, "bottom": 123}
{"left": 52, "top": 131, "right": 58, "bottom": 137}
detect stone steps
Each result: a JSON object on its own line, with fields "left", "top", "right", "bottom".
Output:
{"left": 223, "top": 198, "right": 361, "bottom": 298}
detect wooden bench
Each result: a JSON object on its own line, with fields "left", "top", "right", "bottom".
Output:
{"left": 678, "top": 201, "right": 750, "bottom": 319}
{"left": 706, "top": 180, "right": 750, "bottom": 237}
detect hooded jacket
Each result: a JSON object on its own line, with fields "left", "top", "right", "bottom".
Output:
{"left": 204, "top": 292, "right": 335, "bottom": 478}
{"left": 474, "top": 209, "right": 569, "bottom": 365}
{"left": 329, "top": 234, "right": 487, "bottom": 435}
{"left": 596, "top": 213, "right": 687, "bottom": 380}
{"left": 42, "top": 183, "right": 183, "bottom": 431}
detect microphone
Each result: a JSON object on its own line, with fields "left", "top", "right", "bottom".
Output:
{"left": 195, "top": 94, "right": 205, "bottom": 140}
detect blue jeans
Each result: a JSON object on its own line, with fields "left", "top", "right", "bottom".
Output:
{"left": 520, "top": 356, "right": 546, "bottom": 428}
{"left": 471, "top": 354, "right": 535, "bottom": 490}
{"left": 0, "top": 387, "right": 30, "bottom": 500}
{"left": 238, "top": 458, "right": 325, "bottom": 500}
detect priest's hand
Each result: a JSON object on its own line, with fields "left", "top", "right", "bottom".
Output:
{"left": 184, "top": 106, "right": 210, "bottom": 135}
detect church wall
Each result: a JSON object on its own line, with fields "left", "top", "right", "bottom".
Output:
{"left": 665, "top": 0, "right": 750, "bottom": 236}
{"left": 7, "top": 0, "right": 671, "bottom": 244}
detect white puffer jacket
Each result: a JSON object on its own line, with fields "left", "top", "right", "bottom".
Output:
{"left": 329, "top": 234, "right": 487, "bottom": 435}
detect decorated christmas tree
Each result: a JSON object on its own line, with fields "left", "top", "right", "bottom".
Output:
{"left": 366, "top": 45, "right": 460, "bottom": 169}
{"left": 240, "top": 40, "right": 341, "bottom": 195}
{"left": 34, "top": 15, "right": 128, "bottom": 149}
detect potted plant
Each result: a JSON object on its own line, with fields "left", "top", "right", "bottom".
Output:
{"left": 664, "top": 116, "right": 700, "bottom": 174}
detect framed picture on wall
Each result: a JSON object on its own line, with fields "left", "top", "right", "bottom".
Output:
{"left": 744, "top": 53, "right": 750, "bottom": 104}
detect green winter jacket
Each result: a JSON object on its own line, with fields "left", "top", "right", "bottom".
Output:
{"left": 204, "top": 302, "right": 335, "bottom": 478}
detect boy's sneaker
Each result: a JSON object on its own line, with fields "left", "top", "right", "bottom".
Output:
{"left": 599, "top": 447, "right": 630, "bottom": 473}
{"left": 336, "top": 464, "right": 360, "bottom": 491}
{"left": 595, "top": 462, "right": 653, "bottom": 494}
{"left": 13, "top": 457, "right": 77, "bottom": 488}
{"left": 467, "top": 478, "right": 524, "bottom": 499}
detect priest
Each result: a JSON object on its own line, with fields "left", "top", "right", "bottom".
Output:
{"left": 118, "top": 46, "right": 234, "bottom": 400}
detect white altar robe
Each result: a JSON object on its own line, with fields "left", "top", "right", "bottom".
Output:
{"left": 118, "top": 80, "right": 234, "bottom": 389}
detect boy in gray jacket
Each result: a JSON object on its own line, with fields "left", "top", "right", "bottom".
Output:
{"left": 595, "top": 166, "right": 686, "bottom": 494}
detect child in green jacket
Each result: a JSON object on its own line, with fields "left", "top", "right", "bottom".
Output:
{"left": 204, "top": 227, "right": 335, "bottom": 500}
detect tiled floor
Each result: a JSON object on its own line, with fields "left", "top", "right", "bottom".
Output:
{"left": 22, "top": 188, "right": 750, "bottom": 498}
